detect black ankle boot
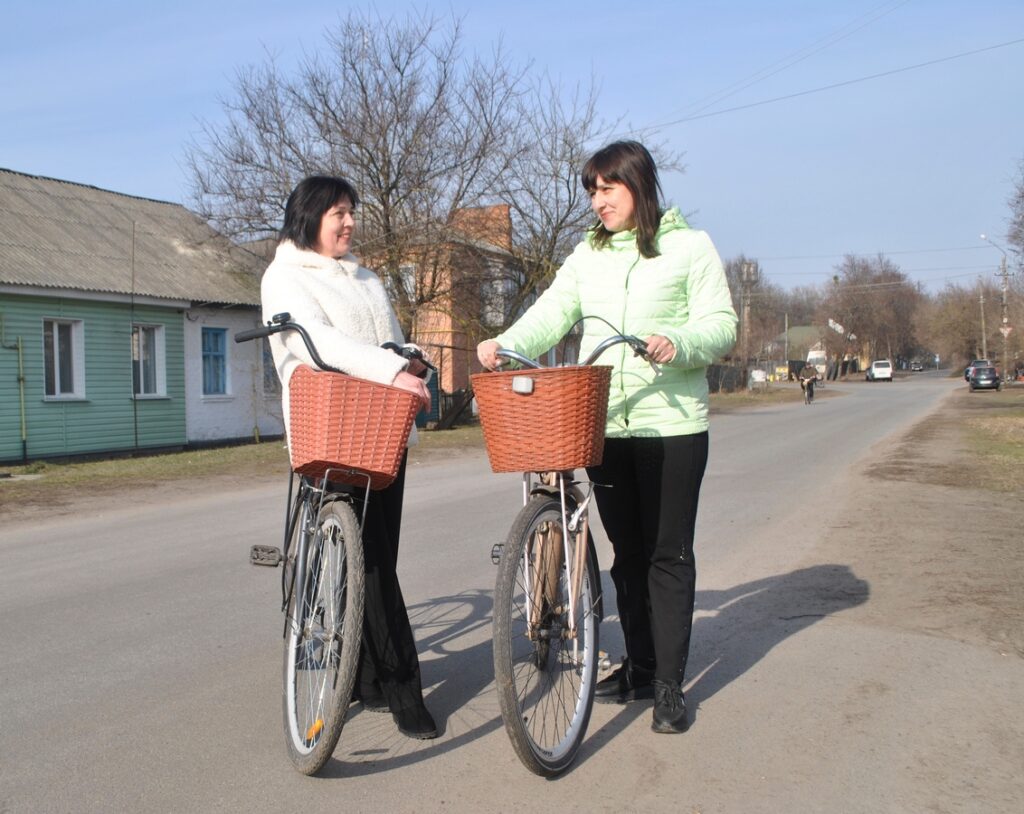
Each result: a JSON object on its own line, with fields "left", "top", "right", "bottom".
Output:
{"left": 387, "top": 682, "right": 438, "bottom": 739}
{"left": 651, "top": 679, "right": 689, "bottom": 734}
{"left": 595, "top": 658, "right": 655, "bottom": 704}
{"left": 392, "top": 701, "right": 438, "bottom": 739}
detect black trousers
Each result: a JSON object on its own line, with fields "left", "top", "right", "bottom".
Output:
{"left": 586, "top": 433, "right": 709, "bottom": 685}
{"left": 337, "top": 453, "right": 424, "bottom": 705}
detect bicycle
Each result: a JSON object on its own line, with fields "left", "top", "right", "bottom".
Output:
{"left": 235, "top": 312, "right": 430, "bottom": 775}
{"left": 800, "top": 375, "right": 816, "bottom": 405}
{"left": 472, "top": 330, "right": 653, "bottom": 776}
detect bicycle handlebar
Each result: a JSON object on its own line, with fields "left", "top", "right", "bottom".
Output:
{"left": 494, "top": 334, "right": 652, "bottom": 370}
{"left": 234, "top": 312, "right": 436, "bottom": 379}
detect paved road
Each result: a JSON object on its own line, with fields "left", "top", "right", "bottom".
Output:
{"left": 1, "top": 374, "right": 994, "bottom": 813}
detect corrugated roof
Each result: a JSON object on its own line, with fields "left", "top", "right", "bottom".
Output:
{"left": 0, "top": 169, "right": 263, "bottom": 306}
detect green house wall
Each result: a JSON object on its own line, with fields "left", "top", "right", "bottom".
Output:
{"left": 0, "top": 293, "right": 186, "bottom": 462}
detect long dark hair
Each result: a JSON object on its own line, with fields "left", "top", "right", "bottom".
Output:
{"left": 582, "top": 141, "right": 663, "bottom": 258}
{"left": 279, "top": 175, "right": 360, "bottom": 250}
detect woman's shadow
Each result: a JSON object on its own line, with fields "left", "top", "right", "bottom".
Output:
{"left": 584, "top": 564, "right": 870, "bottom": 752}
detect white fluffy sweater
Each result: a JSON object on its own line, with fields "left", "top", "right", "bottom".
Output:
{"left": 261, "top": 241, "right": 417, "bottom": 444}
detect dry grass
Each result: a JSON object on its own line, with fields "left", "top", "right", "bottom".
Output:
{"left": 10, "top": 384, "right": 1020, "bottom": 506}
{"left": 0, "top": 386, "right": 818, "bottom": 500}
{"left": 0, "top": 441, "right": 290, "bottom": 493}
{"left": 963, "top": 391, "right": 1024, "bottom": 492}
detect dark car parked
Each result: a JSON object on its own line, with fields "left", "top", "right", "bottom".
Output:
{"left": 968, "top": 366, "right": 1001, "bottom": 391}
{"left": 964, "top": 358, "right": 991, "bottom": 381}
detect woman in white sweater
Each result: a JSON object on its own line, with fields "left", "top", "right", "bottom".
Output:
{"left": 262, "top": 176, "right": 437, "bottom": 739}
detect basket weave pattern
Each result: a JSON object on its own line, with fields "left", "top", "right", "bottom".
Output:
{"left": 287, "top": 365, "right": 419, "bottom": 489}
{"left": 471, "top": 365, "right": 612, "bottom": 473}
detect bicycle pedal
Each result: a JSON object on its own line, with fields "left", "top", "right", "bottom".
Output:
{"left": 250, "top": 545, "right": 282, "bottom": 567}
{"left": 491, "top": 543, "right": 504, "bottom": 565}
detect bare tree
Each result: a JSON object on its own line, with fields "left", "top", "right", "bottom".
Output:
{"left": 1008, "top": 155, "right": 1024, "bottom": 261}
{"left": 918, "top": 284, "right": 981, "bottom": 364}
{"left": 823, "top": 255, "right": 922, "bottom": 364}
{"left": 186, "top": 8, "right": 691, "bottom": 361}
{"left": 721, "top": 255, "right": 801, "bottom": 362}
{"left": 783, "top": 285, "right": 824, "bottom": 327}
{"left": 486, "top": 77, "right": 604, "bottom": 333}
{"left": 185, "top": 9, "right": 525, "bottom": 335}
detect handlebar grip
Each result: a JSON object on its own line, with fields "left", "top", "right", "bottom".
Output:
{"left": 234, "top": 326, "right": 274, "bottom": 343}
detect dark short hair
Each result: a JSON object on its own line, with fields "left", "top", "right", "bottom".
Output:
{"left": 279, "top": 175, "right": 360, "bottom": 250}
{"left": 582, "top": 141, "right": 663, "bottom": 258}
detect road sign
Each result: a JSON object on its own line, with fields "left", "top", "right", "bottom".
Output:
{"left": 1000, "top": 325, "right": 1013, "bottom": 338}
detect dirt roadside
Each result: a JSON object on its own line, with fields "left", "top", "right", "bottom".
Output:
{"left": 818, "top": 386, "right": 1024, "bottom": 658}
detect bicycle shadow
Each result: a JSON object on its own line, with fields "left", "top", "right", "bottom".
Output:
{"left": 570, "top": 563, "right": 870, "bottom": 773}
{"left": 318, "top": 587, "right": 503, "bottom": 777}
{"left": 320, "top": 564, "right": 868, "bottom": 779}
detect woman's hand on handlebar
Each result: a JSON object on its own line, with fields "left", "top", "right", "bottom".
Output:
{"left": 405, "top": 354, "right": 431, "bottom": 380}
{"left": 393, "top": 371, "right": 431, "bottom": 412}
{"left": 645, "top": 334, "right": 676, "bottom": 364}
{"left": 477, "top": 339, "right": 503, "bottom": 371}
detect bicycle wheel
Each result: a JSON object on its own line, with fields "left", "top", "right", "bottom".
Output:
{"left": 282, "top": 496, "right": 365, "bottom": 775}
{"left": 493, "top": 494, "right": 600, "bottom": 776}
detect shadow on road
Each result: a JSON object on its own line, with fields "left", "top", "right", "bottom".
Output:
{"left": 318, "top": 564, "right": 868, "bottom": 778}
{"left": 318, "top": 588, "right": 501, "bottom": 777}
{"left": 579, "top": 564, "right": 869, "bottom": 762}
{"left": 688, "top": 563, "right": 870, "bottom": 710}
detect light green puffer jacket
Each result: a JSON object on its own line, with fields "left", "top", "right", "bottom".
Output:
{"left": 494, "top": 208, "right": 738, "bottom": 438}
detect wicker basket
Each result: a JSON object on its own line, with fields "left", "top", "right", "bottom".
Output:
{"left": 471, "top": 365, "right": 612, "bottom": 473}
{"left": 287, "top": 365, "right": 419, "bottom": 489}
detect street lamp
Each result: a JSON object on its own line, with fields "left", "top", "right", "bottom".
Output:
{"left": 980, "top": 234, "right": 1014, "bottom": 380}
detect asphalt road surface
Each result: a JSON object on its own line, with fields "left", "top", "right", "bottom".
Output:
{"left": 3, "top": 373, "right": 1018, "bottom": 813}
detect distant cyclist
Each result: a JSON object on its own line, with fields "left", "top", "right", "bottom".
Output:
{"left": 798, "top": 362, "right": 819, "bottom": 403}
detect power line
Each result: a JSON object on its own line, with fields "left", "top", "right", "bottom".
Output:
{"left": 677, "top": 0, "right": 911, "bottom": 120}
{"left": 644, "top": 36, "right": 1024, "bottom": 129}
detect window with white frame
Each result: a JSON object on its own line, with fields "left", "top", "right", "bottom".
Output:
{"left": 132, "top": 324, "right": 166, "bottom": 397}
{"left": 43, "top": 318, "right": 85, "bottom": 398}
{"left": 202, "top": 327, "right": 228, "bottom": 395}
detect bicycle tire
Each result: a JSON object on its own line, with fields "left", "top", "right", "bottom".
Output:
{"left": 282, "top": 497, "right": 365, "bottom": 775}
{"left": 493, "top": 494, "right": 600, "bottom": 776}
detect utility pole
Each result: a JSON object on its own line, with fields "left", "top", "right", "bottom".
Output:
{"left": 980, "top": 233, "right": 1015, "bottom": 376}
{"left": 997, "top": 255, "right": 1011, "bottom": 379}
{"left": 979, "top": 288, "right": 987, "bottom": 359}
{"left": 784, "top": 312, "right": 789, "bottom": 373}
{"left": 740, "top": 260, "right": 759, "bottom": 369}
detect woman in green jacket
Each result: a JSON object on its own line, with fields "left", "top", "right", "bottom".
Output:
{"left": 478, "top": 141, "right": 737, "bottom": 734}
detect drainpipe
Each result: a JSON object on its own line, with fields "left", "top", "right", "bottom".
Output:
{"left": 0, "top": 314, "right": 28, "bottom": 462}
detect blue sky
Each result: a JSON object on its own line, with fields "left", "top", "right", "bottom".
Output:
{"left": 4, "top": 1, "right": 1023, "bottom": 292}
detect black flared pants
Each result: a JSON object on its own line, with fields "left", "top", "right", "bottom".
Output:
{"left": 586, "top": 433, "right": 709, "bottom": 685}
{"left": 339, "top": 453, "right": 424, "bottom": 705}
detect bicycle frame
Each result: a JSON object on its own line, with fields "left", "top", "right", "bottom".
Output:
{"left": 496, "top": 333, "right": 650, "bottom": 649}
{"left": 518, "top": 471, "right": 595, "bottom": 644}
{"left": 281, "top": 466, "right": 372, "bottom": 630}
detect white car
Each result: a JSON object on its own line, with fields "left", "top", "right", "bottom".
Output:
{"left": 866, "top": 360, "right": 893, "bottom": 381}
